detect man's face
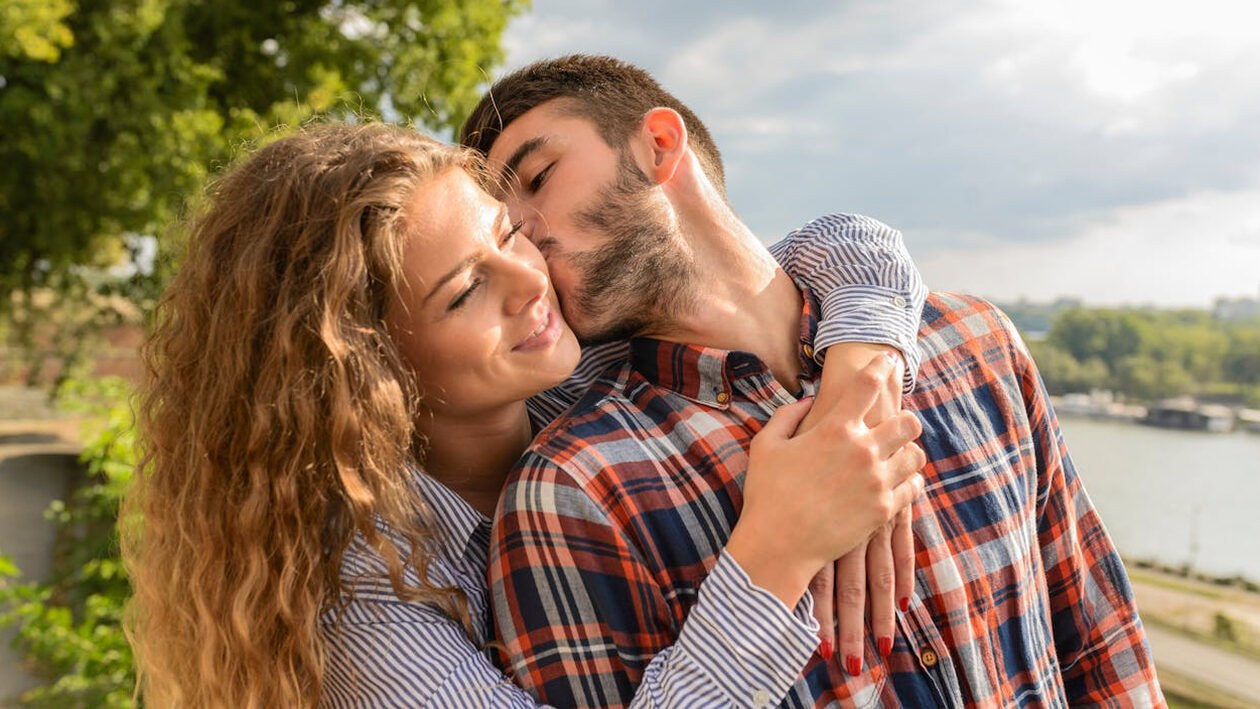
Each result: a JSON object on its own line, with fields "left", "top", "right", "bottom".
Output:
{"left": 486, "top": 100, "right": 695, "bottom": 344}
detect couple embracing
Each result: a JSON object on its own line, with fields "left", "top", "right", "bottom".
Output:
{"left": 126, "top": 55, "right": 1162, "bottom": 707}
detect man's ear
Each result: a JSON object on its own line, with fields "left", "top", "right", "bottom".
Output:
{"left": 639, "top": 107, "right": 687, "bottom": 185}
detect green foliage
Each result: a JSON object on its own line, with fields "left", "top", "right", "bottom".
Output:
{"left": 1028, "top": 306, "right": 1260, "bottom": 404}
{"left": 0, "top": 377, "right": 138, "bottom": 706}
{"left": 0, "top": 0, "right": 74, "bottom": 62}
{"left": 0, "top": 0, "right": 527, "bottom": 299}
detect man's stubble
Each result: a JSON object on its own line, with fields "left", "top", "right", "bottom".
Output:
{"left": 567, "top": 150, "right": 698, "bottom": 345}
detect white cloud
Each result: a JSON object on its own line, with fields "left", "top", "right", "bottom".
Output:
{"left": 498, "top": 0, "right": 1260, "bottom": 304}
{"left": 917, "top": 177, "right": 1260, "bottom": 306}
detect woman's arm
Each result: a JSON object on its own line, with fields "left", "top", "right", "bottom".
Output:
{"left": 320, "top": 553, "right": 820, "bottom": 708}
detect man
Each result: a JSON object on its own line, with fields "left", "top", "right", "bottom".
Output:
{"left": 461, "top": 55, "right": 1162, "bottom": 707}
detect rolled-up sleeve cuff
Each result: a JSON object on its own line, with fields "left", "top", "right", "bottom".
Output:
{"left": 814, "top": 285, "right": 923, "bottom": 393}
{"left": 672, "top": 550, "right": 819, "bottom": 708}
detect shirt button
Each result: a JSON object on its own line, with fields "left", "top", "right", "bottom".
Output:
{"left": 802, "top": 343, "right": 815, "bottom": 359}
{"left": 715, "top": 391, "right": 730, "bottom": 404}
{"left": 751, "top": 689, "right": 771, "bottom": 706}
{"left": 921, "top": 648, "right": 938, "bottom": 667}
{"left": 893, "top": 295, "right": 908, "bottom": 308}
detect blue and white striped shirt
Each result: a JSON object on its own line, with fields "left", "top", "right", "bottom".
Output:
{"left": 319, "top": 214, "right": 927, "bottom": 707}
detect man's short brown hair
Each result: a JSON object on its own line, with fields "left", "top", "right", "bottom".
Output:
{"left": 459, "top": 54, "right": 726, "bottom": 196}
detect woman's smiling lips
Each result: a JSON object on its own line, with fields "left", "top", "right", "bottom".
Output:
{"left": 513, "top": 305, "right": 562, "bottom": 352}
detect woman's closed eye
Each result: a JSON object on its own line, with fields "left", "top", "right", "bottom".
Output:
{"left": 500, "top": 219, "right": 525, "bottom": 248}
{"left": 447, "top": 220, "right": 525, "bottom": 312}
{"left": 448, "top": 277, "right": 483, "bottom": 312}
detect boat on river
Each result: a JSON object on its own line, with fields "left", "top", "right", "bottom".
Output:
{"left": 1239, "top": 409, "right": 1260, "bottom": 434}
{"left": 1141, "top": 398, "right": 1235, "bottom": 432}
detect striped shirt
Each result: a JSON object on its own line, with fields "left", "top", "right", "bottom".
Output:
{"left": 490, "top": 286, "right": 1163, "bottom": 706}
{"left": 319, "top": 213, "right": 929, "bottom": 707}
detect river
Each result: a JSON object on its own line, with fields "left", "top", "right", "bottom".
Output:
{"left": 1059, "top": 416, "right": 1260, "bottom": 582}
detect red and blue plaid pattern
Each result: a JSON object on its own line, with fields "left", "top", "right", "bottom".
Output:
{"left": 490, "top": 292, "right": 1162, "bottom": 708}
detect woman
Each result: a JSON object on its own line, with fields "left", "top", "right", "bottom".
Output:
{"left": 124, "top": 123, "right": 925, "bottom": 707}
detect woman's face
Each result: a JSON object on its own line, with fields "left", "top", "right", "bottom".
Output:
{"left": 386, "top": 167, "right": 581, "bottom": 418}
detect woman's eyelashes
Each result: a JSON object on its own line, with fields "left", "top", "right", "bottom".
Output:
{"left": 448, "top": 277, "right": 482, "bottom": 312}
{"left": 501, "top": 220, "right": 525, "bottom": 247}
{"left": 447, "top": 221, "right": 525, "bottom": 313}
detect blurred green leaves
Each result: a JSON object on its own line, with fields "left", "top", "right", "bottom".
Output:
{"left": 0, "top": 376, "right": 138, "bottom": 707}
{"left": 1027, "top": 307, "right": 1260, "bottom": 405}
{"left": 0, "top": 0, "right": 527, "bottom": 298}
{"left": 0, "top": 0, "right": 74, "bottom": 62}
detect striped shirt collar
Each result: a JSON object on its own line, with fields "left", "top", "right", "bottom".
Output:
{"left": 627, "top": 286, "right": 822, "bottom": 408}
{"left": 414, "top": 467, "right": 490, "bottom": 564}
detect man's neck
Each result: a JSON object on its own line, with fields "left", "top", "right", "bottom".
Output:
{"left": 642, "top": 209, "right": 805, "bottom": 392}
{"left": 416, "top": 402, "right": 533, "bottom": 517}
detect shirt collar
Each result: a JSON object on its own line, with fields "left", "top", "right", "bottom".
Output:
{"left": 413, "top": 467, "right": 490, "bottom": 563}
{"left": 627, "top": 286, "right": 822, "bottom": 408}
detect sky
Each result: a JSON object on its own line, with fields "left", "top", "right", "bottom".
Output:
{"left": 494, "top": 0, "right": 1260, "bottom": 307}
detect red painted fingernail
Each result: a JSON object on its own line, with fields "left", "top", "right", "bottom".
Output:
{"left": 819, "top": 638, "right": 833, "bottom": 658}
{"left": 845, "top": 654, "right": 862, "bottom": 676}
{"left": 878, "top": 636, "right": 893, "bottom": 657}
{"left": 898, "top": 597, "right": 910, "bottom": 613}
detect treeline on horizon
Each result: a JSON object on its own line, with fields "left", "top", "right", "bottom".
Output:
{"left": 1000, "top": 302, "right": 1260, "bottom": 406}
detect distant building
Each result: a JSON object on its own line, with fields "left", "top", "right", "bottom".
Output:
{"left": 1213, "top": 289, "right": 1260, "bottom": 321}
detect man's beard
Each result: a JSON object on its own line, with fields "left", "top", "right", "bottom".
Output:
{"left": 567, "top": 150, "right": 697, "bottom": 345}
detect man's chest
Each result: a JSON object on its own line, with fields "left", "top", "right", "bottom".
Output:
{"left": 586, "top": 393, "right": 790, "bottom": 619}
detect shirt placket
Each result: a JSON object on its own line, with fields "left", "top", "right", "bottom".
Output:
{"left": 898, "top": 596, "right": 965, "bottom": 707}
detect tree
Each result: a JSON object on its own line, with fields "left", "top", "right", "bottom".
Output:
{"left": 1047, "top": 308, "right": 1149, "bottom": 367}
{"left": 1026, "top": 340, "right": 1108, "bottom": 394}
{"left": 0, "top": 0, "right": 526, "bottom": 298}
{"left": 1224, "top": 331, "right": 1260, "bottom": 386}
{"left": 0, "top": 0, "right": 74, "bottom": 62}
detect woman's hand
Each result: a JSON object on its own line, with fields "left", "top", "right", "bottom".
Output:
{"left": 725, "top": 352, "right": 925, "bottom": 610}
{"left": 798, "top": 342, "right": 920, "bottom": 675}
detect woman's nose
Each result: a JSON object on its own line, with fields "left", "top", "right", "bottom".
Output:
{"left": 502, "top": 252, "right": 549, "bottom": 315}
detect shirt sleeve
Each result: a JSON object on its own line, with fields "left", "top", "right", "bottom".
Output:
{"left": 1005, "top": 315, "right": 1165, "bottom": 705}
{"left": 491, "top": 453, "right": 820, "bottom": 709}
{"left": 525, "top": 213, "right": 928, "bottom": 429}
{"left": 321, "top": 599, "right": 542, "bottom": 708}
{"left": 768, "top": 213, "right": 927, "bottom": 394}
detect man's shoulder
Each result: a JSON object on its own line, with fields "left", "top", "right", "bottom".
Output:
{"left": 914, "top": 292, "right": 1028, "bottom": 378}
{"left": 920, "top": 292, "right": 1021, "bottom": 340}
{"left": 515, "top": 363, "right": 646, "bottom": 483}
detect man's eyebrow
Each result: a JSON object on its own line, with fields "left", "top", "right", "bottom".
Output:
{"left": 501, "top": 136, "right": 549, "bottom": 186}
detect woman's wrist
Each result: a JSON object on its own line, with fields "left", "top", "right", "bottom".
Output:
{"left": 725, "top": 523, "right": 818, "bottom": 608}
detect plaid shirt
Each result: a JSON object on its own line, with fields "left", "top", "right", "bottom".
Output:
{"left": 490, "top": 292, "right": 1163, "bottom": 708}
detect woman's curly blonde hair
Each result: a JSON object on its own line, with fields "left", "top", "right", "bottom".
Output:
{"left": 123, "top": 123, "right": 478, "bottom": 707}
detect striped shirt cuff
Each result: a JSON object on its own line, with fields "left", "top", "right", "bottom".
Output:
{"left": 672, "top": 550, "right": 819, "bottom": 708}
{"left": 813, "top": 285, "right": 923, "bottom": 393}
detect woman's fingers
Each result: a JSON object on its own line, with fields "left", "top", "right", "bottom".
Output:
{"left": 892, "top": 506, "right": 916, "bottom": 614}
{"left": 864, "top": 523, "right": 897, "bottom": 661}
{"left": 834, "top": 548, "right": 867, "bottom": 676}
{"left": 808, "top": 564, "right": 836, "bottom": 659}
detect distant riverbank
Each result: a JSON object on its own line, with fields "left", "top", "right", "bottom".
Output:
{"left": 1058, "top": 416, "right": 1260, "bottom": 584}
{"left": 1128, "top": 562, "right": 1260, "bottom": 707}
